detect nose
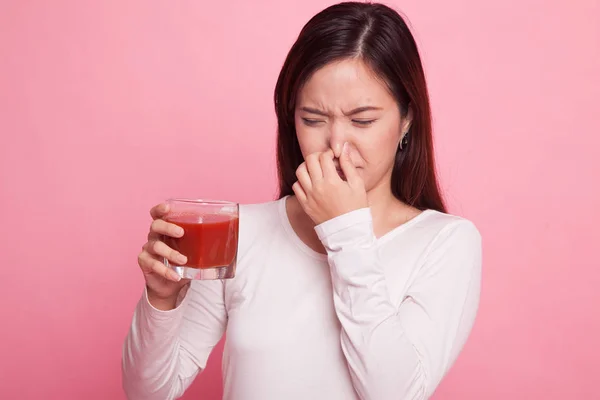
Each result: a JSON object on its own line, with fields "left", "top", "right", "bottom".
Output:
{"left": 328, "top": 122, "right": 348, "bottom": 159}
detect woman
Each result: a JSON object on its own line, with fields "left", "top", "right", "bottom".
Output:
{"left": 122, "top": 2, "right": 482, "bottom": 400}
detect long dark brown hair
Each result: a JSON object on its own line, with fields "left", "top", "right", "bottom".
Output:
{"left": 274, "top": 1, "right": 446, "bottom": 213}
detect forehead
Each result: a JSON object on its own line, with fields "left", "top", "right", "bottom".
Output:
{"left": 297, "top": 58, "right": 393, "bottom": 106}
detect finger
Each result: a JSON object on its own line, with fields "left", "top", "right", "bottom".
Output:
{"left": 340, "top": 142, "right": 362, "bottom": 185}
{"left": 150, "top": 219, "right": 184, "bottom": 238}
{"left": 150, "top": 203, "right": 170, "bottom": 220}
{"left": 305, "top": 153, "right": 323, "bottom": 181}
{"left": 295, "top": 162, "right": 312, "bottom": 191}
{"left": 147, "top": 230, "right": 159, "bottom": 242}
{"left": 137, "top": 251, "right": 181, "bottom": 282}
{"left": 319, "top": 150, "right": 338, "bottom": 180}
{"left": 144, "top": 240, "right": 188, "bottom": 265}
{"left": 292, "top": 181, "right": 308, "bottom": 204}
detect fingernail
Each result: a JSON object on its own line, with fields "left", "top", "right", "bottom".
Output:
{"left": 334, "top": 143, "right": 342, "bottom": 155}
{"left": 176, "top": 227, "right": 184, "bottom": 236}
{"left": 169, "top": 269, "right": 182, "bottom": 282}
{"left": 343, "top": 142, "right": 349, "bottom": 155}
{"left": 177, "top": 253, "right": 187, "bottom": 264}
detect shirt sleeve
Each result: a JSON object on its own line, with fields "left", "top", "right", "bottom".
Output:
{"left": 315, "top": 208, "right": 482, "bottom": 400}
{"left": 121, "top": 279, "right": 228, "bottom": 400}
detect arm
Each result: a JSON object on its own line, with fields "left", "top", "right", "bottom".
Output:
{"left": 315, "top": 209, "right": 482, "bottom": 400}
{"left": 122, "top": 279, "right": 227, "bottom": 400}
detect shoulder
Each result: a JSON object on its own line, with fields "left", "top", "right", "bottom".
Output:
{"left": 419, "top": 210, "right": 480, "bottom": 240}
{"left": 239, "top": 198, "right": 283, "bottom": 228}
{"left": 236, "top": 198, "right": 285, "bottom": 255}
{"left": 387, "top": 209, "right": 481, "bottom": 248}
{"left": 423, "top": 210, "right": 481, "bottom": 248}
{"left": 416, "top": 210, "right": 482, "bottom": 272}
{"left": 384, "top": 209, "right": 481, "bottom": 269}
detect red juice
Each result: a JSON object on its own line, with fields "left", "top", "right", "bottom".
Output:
{"left": 164, "top": 213, "right": 239, "bottom": 269}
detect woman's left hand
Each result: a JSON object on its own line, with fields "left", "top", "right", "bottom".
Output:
{"left": 292, "top": 142, "right": 369, "bottom": 225}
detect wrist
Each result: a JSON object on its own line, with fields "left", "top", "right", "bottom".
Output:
{"left": 146, "top": 286, "right": 180, "bottom": 311}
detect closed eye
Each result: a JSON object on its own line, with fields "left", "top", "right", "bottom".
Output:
{"left": 353, "top": 119, "right": 376, "bottom": 126}
{"left": 301, "top": 118, "right": 325, "bottom": 126}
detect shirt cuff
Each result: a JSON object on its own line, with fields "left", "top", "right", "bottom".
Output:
{"left": 140, "top": 284, "right": 191, "bottom": 324}
{"left": 314, "top": 208, "right": 375, "bottom": 251}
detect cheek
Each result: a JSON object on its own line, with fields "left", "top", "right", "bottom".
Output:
{"left": 295, "top": 123, "right": 327, "bottom": 156}
{"left": 294, "top": 122, "right": 311, "bottom": 156}
{"left": 356, "top": 131, "right": 400, "bottom": 167}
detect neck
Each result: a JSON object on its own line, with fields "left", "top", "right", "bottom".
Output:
{"left": 365, "top": 177, "right": 422, "bottom": 237}
{"left": 366, "top": 174, "right": 400, "bottom": 213}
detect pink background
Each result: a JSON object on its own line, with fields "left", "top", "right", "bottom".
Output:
{"left": 1, "top": 0, "right": 598, "bottom": 399}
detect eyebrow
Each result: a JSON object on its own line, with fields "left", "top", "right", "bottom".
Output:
{"left": 299, "top": 106, "right": 383, "bottom": 116}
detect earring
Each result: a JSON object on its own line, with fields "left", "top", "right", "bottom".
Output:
{"left": 399, "top": 131, "right": 409, "bottom": 150}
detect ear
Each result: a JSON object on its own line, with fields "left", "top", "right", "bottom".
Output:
{"left": 401, "top": 104, "right": 414, "bottom": 137}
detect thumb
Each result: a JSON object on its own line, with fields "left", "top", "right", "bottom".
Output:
{"left": 340, "top": 142, "right": 361, "bottom": 184}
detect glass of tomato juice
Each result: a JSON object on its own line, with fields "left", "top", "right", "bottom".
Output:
{"left": 162, "top": 198, "right": 239, "bottom": 280}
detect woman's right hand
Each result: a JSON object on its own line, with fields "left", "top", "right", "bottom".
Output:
{"left": 137, "top": 203, "right": 189, "bottom": 310}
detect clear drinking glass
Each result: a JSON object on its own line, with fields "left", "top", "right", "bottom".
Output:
{"left": 162, "top": 198, "right": 239, "bottom": 280}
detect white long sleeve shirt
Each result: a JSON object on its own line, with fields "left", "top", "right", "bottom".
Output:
{"left": 122, "top": 196, "right": 482, "bottom": 400}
